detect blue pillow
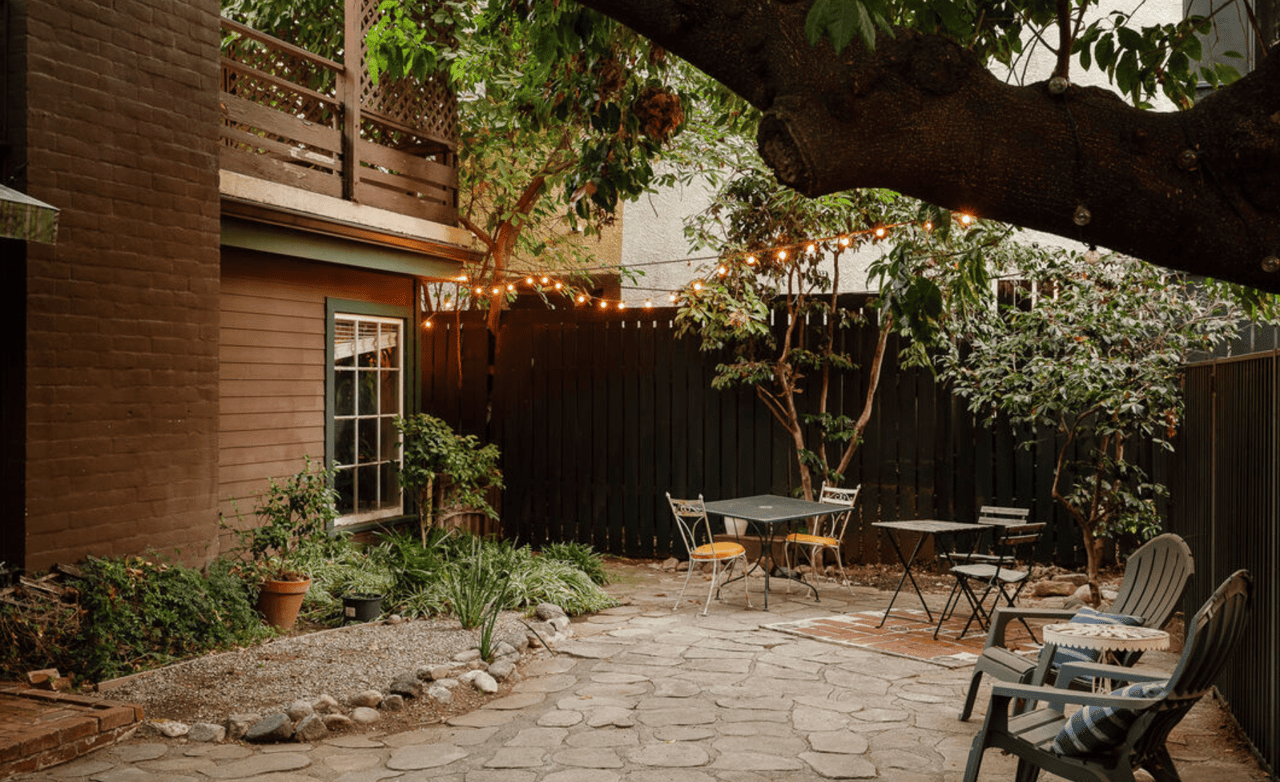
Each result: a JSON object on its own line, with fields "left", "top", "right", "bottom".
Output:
{"left": 1050, "top": 607, "right": 1144, "bottom": 674}
{"left": 1050, "top": 680, "right": 1167, "bottom": 755}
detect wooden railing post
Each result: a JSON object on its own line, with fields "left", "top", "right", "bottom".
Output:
{"left": 341, "top": 0, "right": 361, "bottom": 202}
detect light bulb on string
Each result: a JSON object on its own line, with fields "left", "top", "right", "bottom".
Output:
{"left": 959, "top": 214, "right": 973, "bottom": 226}
{"left": 599, "top": 301, "right": 608, "bottom": 309}
{"left": 668, "top": 293, "right": 677, "bottom": 302}
{"left": 644, "top": 299, "right": 653, "bottom": 308}
{"left": 693, "top": 281, "right": 703, "bottom": 291}
{"left": 541, "top": 276, "right": 550, "bottom": 284}
{"left": 577, "top": 294, "right": 587, "bottom": 304}
{"left": 746, "top": 255, "right": 757, "bottom": 265}
{"left": 717, "top": 265, "right": 728, "bottom": 276}
{"left": 874, "top": 227, "right": 886, "bottom": 238}
{"left": 777, "top": 249, "right": 788, "bottom": 261}
{"left": 806, "top": 243, "right": 816, "bottom": 254}
{"left": 618, "top": 302, "right": 627, "bottom": 310}
{"left": 507, "top": 283, "right": 515, "bottom": 292}
{"left": 525, "top": 276, "right": 534, "bottom": 285}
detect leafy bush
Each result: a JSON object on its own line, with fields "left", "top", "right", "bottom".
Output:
{"left": 541, "top": 542, "right": 609, "bottom": 585}
{"left": 0, "top": 557, "right": 274, "bottom": 684}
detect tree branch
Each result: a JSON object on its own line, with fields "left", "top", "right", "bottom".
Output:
{"left": 575, "top": 0, "right": 1280, "bottom": 292}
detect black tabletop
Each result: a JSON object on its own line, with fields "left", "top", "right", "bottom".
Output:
{"left": 703, "top": 494, "right": 848, "bottom": 524}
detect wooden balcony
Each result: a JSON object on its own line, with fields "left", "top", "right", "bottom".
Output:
{"left": 219, "top": 15, "right": 459, "bottom": 227}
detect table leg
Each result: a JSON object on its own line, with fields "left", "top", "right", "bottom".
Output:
{"left": 877, "top": 530, "right": 934, "bottom": 627}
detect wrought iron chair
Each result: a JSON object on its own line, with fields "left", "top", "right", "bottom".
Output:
{"left": 782, "top": 484, "right": 860, "bottom": 596}
{"left": 959, "top": 532, "right": 1194, "bottom": 720}
{"left": 938, "top": 511, "right": 1045, "bottom": 640}
{"left": 962, "top": 569, "right": 1252, "bottom": 782}
{"left": 666, "top": 492, "right": 750, "bottom": 615}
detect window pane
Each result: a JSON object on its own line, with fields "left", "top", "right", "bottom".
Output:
{"left": 334, "top": 320, "right": 356, "bottom": 367}
{"left": 356, "top": 465, "right": 378, "bottom": 511}
{"left": 380, "top": 323, "right": 400, "bottom": 368}
{"left": 380, "top": 417, "right": 398, "bottom": 461}
{"left": 335, "top": 370, "right": 355, "bottom": 416}
{"left": 380, "top": 462, "right": 398, "bottom": 506}
{"left": 358, "top": 371, "right": 377, "bottom": 416}
{"left": 380, "top": 370, "right": 400, "bottom": 414}
{"left": 357, "top": 419, "right": 376, "bottom": 463}
{"left": 357, "top": 322, "right": 379, "bottom": 368}
{"left": 335, "top": 467, "right": 355, "bottom": 515}
{"left": 335, "top": 419, "right": 355, "bottom": 465}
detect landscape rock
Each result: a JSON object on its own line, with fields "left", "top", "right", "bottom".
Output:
{"left": 322, "top": 713, "right": 354, "bottom": 731}
{"left": 454, "top": 649, "right": 482, "bottom": 663}
{"left": 225, "top": 713, "right": 260, "bottom": 741}
{"left": 488, "top": 659, "right": 517, "bottom": 681}
{"left": 187, "top": 722, "right": 226, "bottom": 743}
{"left": 661, "top": 557, "right": 680, "bottom": 571}
{"left": 381, "top": 694, "right": 405, "bottom": 711}
{"left": 469, "top": 671, "right": 499, "bottom": 694}
{"left": 535, "top": 603, "right": 567, "bottom": 621}
{"left": 389, "top": 672, "right": 424, "bottom": 698}
{"left": 1031, "top": 580, "right": 1077, "bottom": 597}
{"left": 427, "top": 684, "right": 453, "bottom": 704}
{"left": 1053, "top": 572, "right": 1090, "bottom": 585}
{"left": 349, "top": 689, "right": 383, "bottom": 708}
{"left": 152, "top": 720, "right": 189, "bottom": 738}
{"left": 351, "top": 706, "right": 381, "bottom": 725}
{"left": 244, "top": 713, "right": 294, "bottom": 743}
{"left": 424, "top": 665, "right": 454, "bottom": 681}
{"left": 293, "top": 713, "right": 329, "bottom": 741}
{"left": 287, "top": 699, "right": 314, "bottom": 720}
{"left": 312, "top": 694, "right": 340, "bottom": 713}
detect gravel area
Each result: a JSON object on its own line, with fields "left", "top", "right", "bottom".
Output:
{"left": 97, "top": 612, "right": 531, "bottom": 730}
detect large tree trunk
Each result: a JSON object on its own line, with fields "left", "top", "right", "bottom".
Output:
{"left": 575, "top": 0, "right": 1280, "bottom": 292}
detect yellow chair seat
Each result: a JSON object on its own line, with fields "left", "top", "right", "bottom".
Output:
{"left": 785, "top": 533, "right": 838, "bottom": 547}
{"left": 691, "top": 541, "right": 746, "bottom": 560}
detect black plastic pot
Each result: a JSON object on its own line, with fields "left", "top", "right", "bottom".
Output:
{"left": 342, "top": 593, "right": 384, "bottom": 624}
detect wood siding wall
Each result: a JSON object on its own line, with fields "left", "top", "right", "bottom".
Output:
{"left": 217, "top": 250, "right": 413, "bottom": 553}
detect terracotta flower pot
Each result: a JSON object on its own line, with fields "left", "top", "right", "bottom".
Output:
{"left": 257, "top": 576, "right": 312, "bottom": 630}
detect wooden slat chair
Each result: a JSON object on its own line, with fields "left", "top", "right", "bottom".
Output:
{"left": 782, "top": 484, "right": 860, "bottom": 596}
{"left": 959, "top": 532, "right": 1194, "bottom": 720}
{"left": 962, "top": 569, "right": 1252, "bottom": 782}
{"left": 666, "top": 493, "right": 750, "bottom": 615}
{"left": 938, "top": 509, "right": 1045, "bottom": 640}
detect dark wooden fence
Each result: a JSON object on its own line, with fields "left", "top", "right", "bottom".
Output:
{"left": 420, "top": 304, "right": 1131, "bottom": 568}
{"left": 1171, "top": 352, "right": 1278, "bottom": 775}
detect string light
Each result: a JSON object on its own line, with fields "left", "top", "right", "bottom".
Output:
{"left": 441, "top": 215, "right": 969, "bottom": 313}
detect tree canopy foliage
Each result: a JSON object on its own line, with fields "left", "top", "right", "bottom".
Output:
{"left": 575, "top": 0, "right": 1280, "bottom": 294}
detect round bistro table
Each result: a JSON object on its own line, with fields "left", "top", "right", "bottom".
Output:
{"left": 1042, "top": 622, "right": 1170, "bottom": 690}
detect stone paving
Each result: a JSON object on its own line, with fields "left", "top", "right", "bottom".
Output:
{"left": 13, "top": 563, "right": 1269, "bottom": 782}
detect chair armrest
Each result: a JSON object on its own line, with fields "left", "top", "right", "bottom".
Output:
{"left": 983, "top": 607, "right": 1078, "bottom": 648}
{"left": 990, "top": 681, "right": 1163, "bottom": 712}
{"left": 1054, "top": 661, "right": 1168, "bottom": 687}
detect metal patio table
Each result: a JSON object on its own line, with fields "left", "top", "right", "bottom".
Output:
{"left": 703, "top": 494, "right": 849, "bottom": 610}
{"left": 872, "top": 519, "right": 989, "bottom": 628}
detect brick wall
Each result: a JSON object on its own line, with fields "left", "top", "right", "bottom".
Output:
{"left": 17, "top": 0, "right": 223, "bottom": 569}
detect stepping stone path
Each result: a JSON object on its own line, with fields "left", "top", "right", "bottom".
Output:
{"left": 14, "top": 563, "right": 1264, "bottom": 782}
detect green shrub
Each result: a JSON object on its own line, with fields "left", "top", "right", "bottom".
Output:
{"left": 541, "top": 542, "right": 609, "bottom": 585}
{"left": 67, "top": 557, "right": 270, "bottom": 682}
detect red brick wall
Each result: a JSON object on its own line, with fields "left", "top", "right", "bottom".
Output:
{"left": 18, "top": 0, "right": 223, "bottom": 569}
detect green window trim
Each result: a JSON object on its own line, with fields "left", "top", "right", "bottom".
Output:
{"left": 325, "top": 298, "right": 419, "bottom": 530}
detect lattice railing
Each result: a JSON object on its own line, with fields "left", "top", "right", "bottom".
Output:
{"left": 219, "top": 9, "right": 458, "bottom": 225}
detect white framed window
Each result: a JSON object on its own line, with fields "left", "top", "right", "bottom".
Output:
{"left": 332, "top": 313, "right": 403, "bottom": 525}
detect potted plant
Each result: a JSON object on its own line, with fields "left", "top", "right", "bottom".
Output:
{"left": 228, "top": 456, "right": 339, "bottom": 630}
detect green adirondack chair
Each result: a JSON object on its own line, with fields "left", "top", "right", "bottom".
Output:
{"left": 962, "top": 569, "right": 1252, "bottom": 782}
{"left": 960, "top": 533, "right": 1195, "bottom": 721}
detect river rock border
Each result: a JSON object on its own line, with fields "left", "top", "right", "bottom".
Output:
{"left": 141, "top": 603, "right": 574, "bottom": 745}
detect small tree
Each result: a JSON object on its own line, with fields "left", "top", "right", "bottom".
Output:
{"left": 934, "top": 251, "right": 1247, "bottom": 601}
{"left": 395, "top": 414, "right": 504, "bottom": 544}
{"left": 676, "top": 171, "right": 998, "bottom": 498}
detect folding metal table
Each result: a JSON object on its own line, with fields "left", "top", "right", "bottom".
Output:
{"left": 872, "top": 519, "right": 989, "bottom": 627}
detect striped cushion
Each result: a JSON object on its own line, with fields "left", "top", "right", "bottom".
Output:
{"left": 1051, "top": 607, "right": 1144, "bottom": 673}
{"left": 1050, "top": 680, "right": 1166, "bottom": 755}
